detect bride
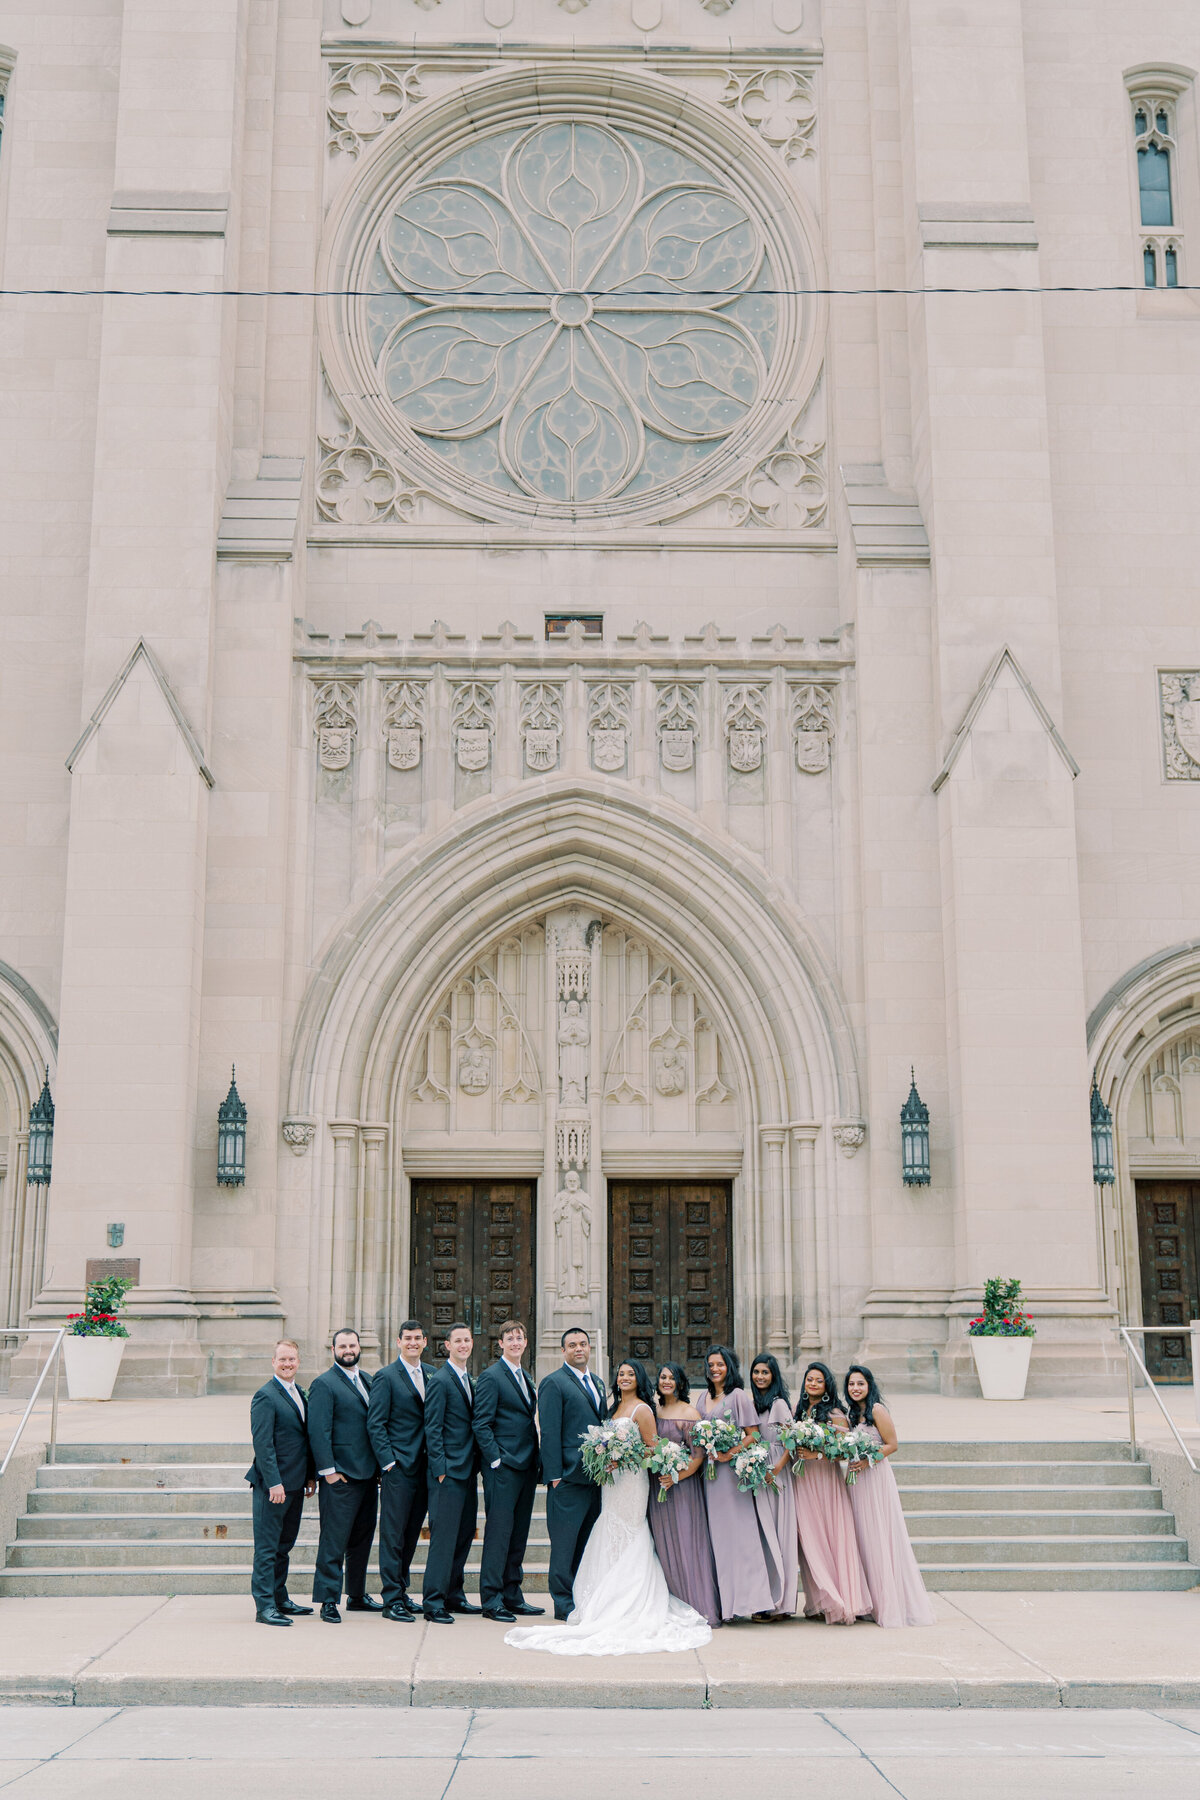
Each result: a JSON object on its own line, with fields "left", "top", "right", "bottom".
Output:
{"left": 505, "top": 1360, "right": 712, "bottom": 1657}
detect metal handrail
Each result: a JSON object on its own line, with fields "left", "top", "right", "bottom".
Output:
{"left": 1118, "top": 1324, "right": 1199, "bottom": 1474}
{"left": 0, "top": 1328, "right": 65, "bottom": 1479}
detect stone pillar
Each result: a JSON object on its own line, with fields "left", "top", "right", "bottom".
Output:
{"left": 328, "top": 1122, "right": 360, "bottom": 1348}
{"left": 358, "top": 1125, "right": 389, "bottom": 1365}
{"left": 791, "top": 1125, "right": 821, "bottom": 1352}
{"left": 899, "top": 0, "right": 1118, "bottom": 1391}
{"left": 760, "top": 1128, "right": 789, "bottom": 1354}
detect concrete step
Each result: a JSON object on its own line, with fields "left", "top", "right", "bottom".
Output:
{"left": 897, "top": 1483, "right": 1160, "bottom": 1511}
{"left": 893, "top": 1441, "right": 1136, "bottom": 1463}
{"left": 904, "top": 1508, "right": 1177, "bottom": 1538}
{"left": 896, "top": 1460, "right": 1152, "bottom": 1487}
{"left": 49, "top": 1444, "right": 251, "bottom": 1465}
{"left": 0, "top": 1567, "right": 547, "bottom": 1597}
{"left": 924, "top": 1564, "right": 1200, "bottom": 1591}
{"left": 36, "top": 1465, "right": 249, "bottom": 1490}
{"left": 28, "top": 1488, "right": 256, "bottom": 1515}
{"left": 16, "top": 1511, "right": 553, "bottom": 1545}
{"left": 914, "top": 1534, "right": 1190, "bottom": 1566}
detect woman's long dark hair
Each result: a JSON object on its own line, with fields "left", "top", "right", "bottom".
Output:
{"left": 656, "top": 1361, "right": 691, "bottom": 1406}
{"left": 749, "top": 1353, "right": 790, "bottom": 1414}
{"left": 794, "top": 1360, "right": 842, "bottom": 1424}
{"left": 612, "top": 1357, "right": 656, "bottom": 1410}
{"left": 844, "top": 1363, "right": 884, "bottom": 1429}
{"left": 703, "top": 1344, "right": 744, "bottom": 1397}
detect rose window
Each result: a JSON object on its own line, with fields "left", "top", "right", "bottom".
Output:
{"left": 360, "top": 120, "right": 782, "bottom": 512}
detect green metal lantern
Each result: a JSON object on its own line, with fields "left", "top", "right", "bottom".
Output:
{"left": 27, "top": 1069, "right": 54, "bottom": 1187}
{"left": 1090, "top": 1081, "right": 1116, "bottom": 1186}
{"left": 217, "top": 1067, "right": 247, "bottom": 1187}
{"left": 900, "top": 1070, "right": 930, "bottom": 1187}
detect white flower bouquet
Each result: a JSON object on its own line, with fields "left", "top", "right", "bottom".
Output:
{"left": 579, "top": 1417, "right": 647, "bottom": 1487}
{"left": 690, "top": 1414, "right": 744, "bottom": 1478}
{"left": 644, "top": 1436, "right": 692, "bottom": 1501}
{"left": 778, "top": 1416, "right": 830, "bottom": 1476}
{"left": 837, "top": 1425, "right": 884, "bottom": 1486}
{"left": 733, "top": 1438, "right": 778, "bottom": 1496}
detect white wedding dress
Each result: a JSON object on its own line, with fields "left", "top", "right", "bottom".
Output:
{"left": 505, "top": 1464, "right": 712, "bottom": 1657}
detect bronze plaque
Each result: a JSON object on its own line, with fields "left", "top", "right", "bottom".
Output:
{"left": 85, "top": 1258, "right": 140, "bottom": 1286}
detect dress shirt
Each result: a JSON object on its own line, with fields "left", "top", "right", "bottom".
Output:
{"left": 489, "top": 1356, "right": 533, "bottom": 1467}
{"left": 567, "top": 1363, "right": 601, "bottom": 1409}
{"left": 317, "top": 1364, "right": 369, "bottom": 1476}
{"left": 452, "top": 1364, "right": 473, "bottom": 1403}
{"left": 402, "top": 1358, "right": 426, "bottom": 1399}
{"left": 273, "top": 1374, "right": 305, "bottom": 1421}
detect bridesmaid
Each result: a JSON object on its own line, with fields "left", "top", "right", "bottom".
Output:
{"left": 791, "top": 1362, "right": 872, "bottom": 1625}
{"left": 695, "top": 1345, "right": 784, "bottom": 1622}
{"left": 843, "top": 1365, "right": 936, "bottom": 1628}
{"left": 749, "top": 1354, "right": 799, "bottom": 1619}
{"left": 649, "top": 1363, "right": 721, "bottom": 1625}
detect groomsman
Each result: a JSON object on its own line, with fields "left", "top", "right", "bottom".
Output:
{"left": 308, "top": 1328, "right": 382, "bottom": 1621}
{"left": 539, "top": 1327, "right": 609, "bottom": 1621}
{"left": 367, "top": 1318, "right": 435, "bottom": 1622}
{"left": 421, "top": 1322, "right": 482, "bottom": 1622}
{"left": 245, "top": 1338, "right": 316, "bottom": 1626}
{"left": 473, "top": 1318, "right": 545, "bottom": 1622}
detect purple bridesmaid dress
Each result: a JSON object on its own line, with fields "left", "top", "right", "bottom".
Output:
{"left": 752, "top": 1397, "right": 799, "bottom": 1616}
{"left": 647, "top": 1418, "right": 721, "bottom": 1625}
{"left": 696, "top": 1388, "right": 783, "bottom": 1620}
{"left": 847, "top": 1422, "right": 936, "bottom": 1627}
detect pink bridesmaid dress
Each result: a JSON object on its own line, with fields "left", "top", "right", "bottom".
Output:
{"left": 791, "top": 1415, "right": 872, "bottom": 1625}
{"left": 847, "top": 1422, "right": 936, "bottom": 1627}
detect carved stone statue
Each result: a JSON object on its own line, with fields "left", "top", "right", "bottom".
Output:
{"left": 654, "top": 1048, "right": 687, "bottom": 1096}
{"left": 554, "top": 1170, "right": 591, "bottom": 1303}
{"left": 557, "top": 997, "right": 590, "bottom": 1106}
{"left": 457, "top": 1045, "right": 491, "bottom": 1095}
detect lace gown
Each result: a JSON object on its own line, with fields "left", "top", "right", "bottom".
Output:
{"left": 505, "top": 1463, "right": 713, "bottom": 1657}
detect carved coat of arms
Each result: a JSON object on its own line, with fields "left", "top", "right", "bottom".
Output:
{"left": 728, "top": 727, "right": 763, "bottom": 773}
{"left": 387, "top": 726, "right": 421, "bottom": 770}
{"left": 524, "top": 728, "right": 559, "bottom": 772}
{"left": 794, "top": 730, "right": 830, "bottom": 774}
{"left": 456, "top": 727, "right": 491, "bottom": 771}
{"left": 660, "top": 728, "right": 694, "bottom": 772}
{"left": 318, "top": 727, "right": 354, "bottom": 771}
{"left": 591, "top": 727, "right": 626, "bottom": 772}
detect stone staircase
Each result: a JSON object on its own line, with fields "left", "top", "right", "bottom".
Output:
{"left": 1, "top": 1438, "right": 1196, "bottom": 1597}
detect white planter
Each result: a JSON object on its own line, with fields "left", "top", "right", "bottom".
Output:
{"left": 63, "top": 1336, "right": 125, "bottom": 1401}
{"left": 970, "top": 1335, "right": 1034, "bottom": 1400}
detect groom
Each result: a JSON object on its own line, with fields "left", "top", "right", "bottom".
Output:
{"left": 537, "top": 1326, "right": 609, "bottom": 1621}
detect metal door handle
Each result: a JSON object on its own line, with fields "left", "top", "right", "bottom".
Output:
{"left": 661, "top": 1298, "right": 670, "bottom": 1332}
{"left": 474, "top": 1294, "right": 482, "bottom": 1335}
{"left": 671, "top": 1295, "right": 680, "bottom": 1333}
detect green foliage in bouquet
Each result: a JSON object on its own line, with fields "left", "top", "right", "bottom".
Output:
{"left": 967, "top": 1275, "right": 1035, "bottom": 1338}
{"left": 66, "top": 1275, "right": 132, "bottom": 1339}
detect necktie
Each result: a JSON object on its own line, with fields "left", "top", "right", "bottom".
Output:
{"left": 459, "top": 1369, "right": 472, "bottom": 1404}
{"left": 407, "top": 1363, "right": 424, "bottom": 1400}
{"left": 283, "top": 1381, "right": 304, "bottom": 1419}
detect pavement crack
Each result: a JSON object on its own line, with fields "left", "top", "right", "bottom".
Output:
{"left": 817, "top": 1710, "right": 910, "bottom": 1798}
{"left": 70, "top": 1596, "right": 173, "bottom": 1703}
{"left": 935, "top": 1590, "right": 1064, "bottom": 1704}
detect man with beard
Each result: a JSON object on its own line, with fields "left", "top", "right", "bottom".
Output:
{"left": 308, "top": 1328, "right": 382, "bottom": 1621}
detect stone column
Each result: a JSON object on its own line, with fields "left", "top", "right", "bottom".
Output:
{"left": 328, "top": 1122, "right": 360, "bottom": 1348}
{"left": 358, "top": 1125, "right": 389, "bottom": 1365}
{"left": 791, "top": 1125, "right": 821, "bottom": 1352}
{"left": 760, "top": 1128, "right": 789, "bottom": 1354}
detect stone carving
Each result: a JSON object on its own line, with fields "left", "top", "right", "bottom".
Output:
{"left": 654, "top": 1047, "right": 687, "bottom": 1096}
{"left": 698, "top": 0, "right": 735, "bottom": 13}
{"left": 451, "top": 682, "right": 495, "bottom": 772}
{"left": 312, "top": 680, "right": 358, "bottom": 770}
{"left": 458, "top": 1045, "right": 492, "bottom": 1094}
{"left": 1160, "top": 672, "right": 1200, "bottom": 781}
{"left": 558, "top": 999, "right": 590, "bottom": 1107}
{"left": 341, "top": 0, "right": 372, "bottom": 22}
{"left": 724, "top": 684, "right": 767, "bottom": 773}
{"left": 723, "top": 426, "right": 826, "bottom": 530}
{"left": 520, "top": 682, "right": 564, "bottom": 773}
{"left": 554, "top": 1171, "right": 591, "bottom": 1302}
{"left": 656, "top": 684, "right": 699, "bottom": 773}
{"left": 316, "top": 426, "right": 414, "bottom": 526}
{"left": 556, "top": 1118, "right": 590, "bottom": 1169}
{"left": 282, "top": 1118, "right": 316, "bottom": 1156}
{"left": 588, "top": 682, "right": 632, "bottom": 773}
{"left": 790, "top": 683, "right": 836, "bottom": 774}
{"left": 383, "top": 678, "right": 426, "bottom": 770}
{"left": 603, "top": 935, "right": 737, "bottom": 1118}
{"left": 327, "top": 61, "right": 424, "bottom": 159}
{"left": 832, "top": 1121, "right": 866, "bottom": 1157}
{"left": 721, "top": 69, "right": 817, "bottom": 165}
{"left": 364, "top": 119, "right": 776, "bottom": 513}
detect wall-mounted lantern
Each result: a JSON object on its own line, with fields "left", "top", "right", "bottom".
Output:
{"left": 900, "top": 1069, "right": 930, "bottom": 1187}
{"left": 217, "top": 1067, "right": 247, "bottom": 1187}
{"left": 27, "top": 1069, "right": 54, "bottom": 1187}
{"left": 1091, "top": 1081, "right": 1116, "bottom": 1186}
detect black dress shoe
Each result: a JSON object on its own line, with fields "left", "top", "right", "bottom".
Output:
{"left": 508, "top": 1602, "right": 545, "bottom": 1616}
{"left": 396, "top": 1596, "right": 418, "bottom": 1616}
{"left": 346, "top": 1594, "right": 384, "bottom": 1612}
{"left": 320, "top": 1601, "right": 341, "bottom": 1623}
{"left": 423, "top": 1607, "right": 455, "bottom": 1623}
{"left": 482, "top": 1606, "right": 516, "bottom": 1622}
{"left": 277, "top": 1599, "right": 313, "bottom": 1616}
{"left": 450, "top": 1599, "right": 482, "bottom": 1614}
{"left": 256, "top": 1607, "right": 292, "bottom": 1627}
{"left": 382, "top": 1603, "right": 414, "bottom": 1622}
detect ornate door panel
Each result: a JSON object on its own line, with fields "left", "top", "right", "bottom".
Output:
{"left": 608, "top": 1181, "right": 731, "bottom": 1384}
{"left": 411, "top": 1180, "right": 536, "bottom": 1376}
{"left": 1135, "top": 1181, "right": 1200, "bottom": 1381}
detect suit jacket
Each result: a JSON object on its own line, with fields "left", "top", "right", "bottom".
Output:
{"left": 367, "top": 1357, "right": 435, "bottom": 1477}
{"left": 537, "top": 1364, "right": 609, "bottom": 1486}
{"left": 473, "top": 1358, "right": 540, "bottom": 1475}
{"left": 424, "top": 1362, "right": 482, "bottom": 1483}
{"left": 246, "top": 1377, "right": 315, "bottom": 1492}
{"left": 306, "top": 1364, "right": 378, "bottom": 1482}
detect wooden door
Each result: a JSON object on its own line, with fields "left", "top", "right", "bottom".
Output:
{"left": 410, "top": 1180, "right": 536, "bottom": 1376}
{"left": 608, "top": 1181, "right": 732, "bottom": 1385}
{"left": 1135, "top": 1181, "right": 1200, "bottom": 1381}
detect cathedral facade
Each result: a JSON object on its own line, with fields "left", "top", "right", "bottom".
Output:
{"left": 1, "top": 0, "right": 1198, "bottom": 1394}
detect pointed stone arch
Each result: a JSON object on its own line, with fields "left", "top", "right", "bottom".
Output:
{"left": 0, "top": 963, "right": 58, "bottom": 1336}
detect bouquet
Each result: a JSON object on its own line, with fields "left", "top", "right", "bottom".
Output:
{"left": 690, "top": 1414, "right": 744, "bottom": 1479}
{"left": 645, "top": 1437, "right": 692, "bottom": 1501}
{"left": 837, "top": 1425, "right": 883, "bottom": 1487}
{"left": 778, "top": 1416, "right": 830, "bottom": 1476}
{"left": 579, "top": 1418, "right": 647, "bottom": 1487}
{"left": 821, "top": 1428, "right": 856, "bottom": 1478}
{"left": 732, "top": 1438, "right": 777, "bottom": 1496}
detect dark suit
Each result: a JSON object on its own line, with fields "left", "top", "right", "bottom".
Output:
{"left": 538, "top": 1363, "right": 608, "bottom": 1617}
{"left": 473, "top": 1357, "right": 540, "bottom": 1611}
{"left": 307, "top": 1363, "right": 379, "bottom": 1604}
{"left": 246, "top": 1376, "right": 315, "bottom": 1613}
{"left": 422, "top": 1362, "right": 481, "bottom": 1612}
{"left": 367, "top": 1357, "right": 434, "bottom": 1610}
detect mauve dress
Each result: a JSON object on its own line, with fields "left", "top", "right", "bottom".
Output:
{"left": 647, "top": 1417, "right": 721, "bottom": 1626}
{"left": 791, "top": 1410, "right": 872, "bottom": 1625}
{"left": 752, "top": 1398, "right": 799, "bottom": 1616}
{"left": 695, "top": 1388, "right": 783, "bottom": 1620}
{"left": 847, "top": 1421, "right": 936, "bottom": 1628}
